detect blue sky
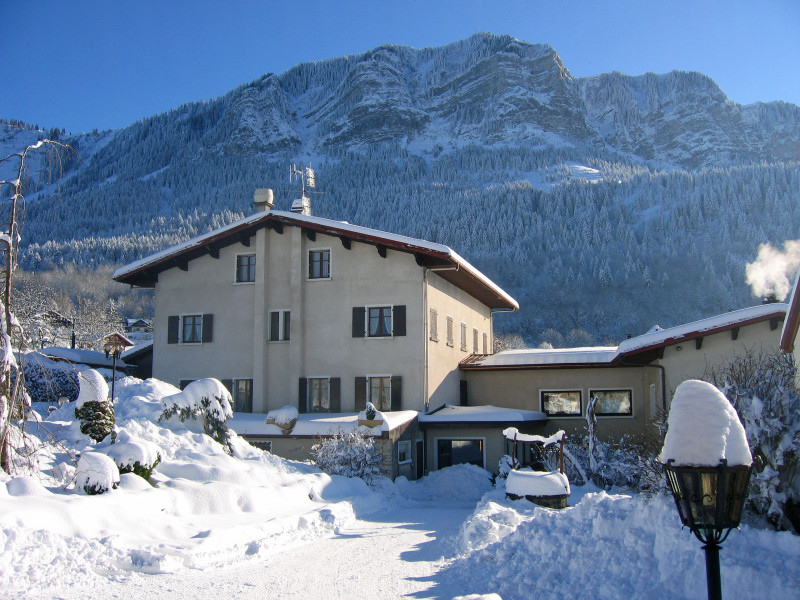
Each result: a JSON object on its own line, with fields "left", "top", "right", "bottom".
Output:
{"left": 2, "top": 0, "right": 798, "bottom": 134}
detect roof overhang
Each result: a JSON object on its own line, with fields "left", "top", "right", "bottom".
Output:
{"left": 781, "top": 275, "right": 800, "bottom": 353}
{"left": 113, "top": 211, "right": 518, "bottom": 310}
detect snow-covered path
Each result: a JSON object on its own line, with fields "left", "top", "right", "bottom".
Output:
{"left": 33, "top": 504, "right": 474, "bottom": 600}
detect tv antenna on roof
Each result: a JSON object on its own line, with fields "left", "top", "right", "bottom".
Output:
{"left": 289, "top": 163, "right": 315, "bottom": 198}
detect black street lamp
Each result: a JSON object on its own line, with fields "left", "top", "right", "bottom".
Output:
{"left": 663, "top": 459, "right": 752, "bottom": 600}
{"left": 659, "top": 379, "right": 753, "bottom": 600}
{"left": 102, "top": 332, "right": 134, "bottom": 409}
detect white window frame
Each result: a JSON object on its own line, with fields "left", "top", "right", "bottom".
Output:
{"left": 540, "top": 389, "right": 584, "bottom": 417}
{"left": 365, "top": 304, "right": 394, "bottom": 339}
{"left": 307, "top": 376, "right": 332, "bottom": 412}
{"left": 434, "top": 437, "right": 486, "bottom": 470}
{"left": 397, "top": 440, "right": 412, "bottom": 465}
{"left": 179, "top": 313, "right": 203, "bottom": 345}
{"left": 366, "top": 374, "right": 392, "bottom": 411}
{"left": 234, "top": 252, "right": 256, "bottom": 284}
{"left": 589, "top": 388, "right": 634, "bottom": 418}
{"left": 307, "top": 248, "right": 332, "bottom": 281}
{"left": 268, "top": 309, "right": 291, "bottom": 342}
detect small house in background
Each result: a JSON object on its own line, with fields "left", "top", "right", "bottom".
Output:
{"left": 122, "top": 340, "right": 153, "bottom": 380}
{"left": 124, "top": 318, "right": 152, "bottom": 334}
{"left": 40, "top": 346, "right": 132, "bottom": 373}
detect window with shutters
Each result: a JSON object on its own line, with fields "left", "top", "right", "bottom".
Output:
{"left": 268, "top": 310, "right": 290, "bottom": 341}
{"left": 472, "top": 328, "right": 479, "bottom": 353}
{"left": 308, "top": 377, "right": 330, "bottom": 412}
{"left": 368, "top": 375, "right": 392, "bottom": 411}
{"left": 482, "top": 332, "right": 488, "bottom": 354}
{"left": 169, "top": 314, "right": 213, "bottom": 345}
{"left": 460, "top": 322, "right": 468, "bottom": 351}
{"left": 352, "top": 305, "right": 405, "bottom": 338}
{"left": 235, "top": 253, "right": 256, "bottom": 283}
{"left": 446, "top": 316, "right": 454, "bottom": 347}
{"left": 308, "top": 249, "right": 330, "bottom": 279}
{"left": 182, "top": 315, "right": 203, "bottom": 343}
{"left": 430, "top": 309, "right": 438, "bottom": 341}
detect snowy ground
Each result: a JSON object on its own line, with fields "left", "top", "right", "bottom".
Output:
{"left": 2, "top": 375, "right": 800, "bottom": 600}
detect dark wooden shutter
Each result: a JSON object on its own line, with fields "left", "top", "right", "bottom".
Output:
{"left": 355, "top": 376, "right": 367, "bottom": 410}
{"left": 352, "top": 307, "right": 365, "bottom": 338}
{"left": 298, "top": 377, "right": 308, "bottom": 413}
{"left": 269, "top": 311, "right": 280, "bottom": 341}
{"left": 391, "top": 375, "right": 402, "bottom": 411}
{"left": 168, "top": 316, "right": 179, "bottom": 344}
{"left": 393, "top": 305, "right": 406, "bottom": 336}
{"left": 284, "top": 311, "right": 291, "bottom": 341}
{"left": 460, "top": 380, "right": 468, "bottom": 406}
{"left": 202, "top": 314, "right": 213, "bottom": 343}
{"left": 329, "top": 378, "right": 341, "bottom": 412}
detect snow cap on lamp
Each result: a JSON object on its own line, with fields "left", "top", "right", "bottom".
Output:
{"left": 659, "top": 379, "right": 752, "bottom": 467}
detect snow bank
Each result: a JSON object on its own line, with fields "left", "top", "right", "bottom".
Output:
{"left": 659, "top": 379, "right": 752, "bottom": 467}
{"left": 394, "top": 464, "right": 494, "bottom": 503}
{"left": 99, "top": 429, "right": 161, "bottom": 472}
{"left": 449, "top": 490, "right": 800, "bottom": 600}
{"left": 75, "top": 369, "right": 109, "bottom": 407}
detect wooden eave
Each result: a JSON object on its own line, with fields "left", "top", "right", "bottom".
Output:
{"left": 781, "top": 302, "right": 800, "bottom": 353}
{"left": 114, "top": 212, "right": 517, "bottom": 309}
{"left": 619, "top": 311, "right": 787, "bottom": 359}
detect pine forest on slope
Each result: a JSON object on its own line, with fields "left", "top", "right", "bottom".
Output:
{"left": 3, "top": 33, "right": 800, "bottom": 346}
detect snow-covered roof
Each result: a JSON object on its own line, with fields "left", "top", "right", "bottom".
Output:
{"left": 781, "top": 274, "right": 800, "bottom": 353}
{"left": 228, "top": 410, "right": 418, "bottom": 437}
{"left": 39, "top": 347, "right": 130, "bottom": 369}
{"left": 113, "top": 209, "right": 518, "bottom": 310}
{"left": 617, "top": 303, "right": 787, "bottom": 356}
{"left": 121, "top": 339, "right": 153, "bottom": 359}
{"left": 461, "top": 347, "right": 619, "bottom": 370}
{"left": 418, "top": 404, "right": 547, "bottom": 424}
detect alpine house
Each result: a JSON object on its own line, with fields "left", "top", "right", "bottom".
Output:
{"left": 113, "top": 187, "right": 519, "bottom": 478}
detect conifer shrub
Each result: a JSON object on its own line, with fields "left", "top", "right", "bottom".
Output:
{"left": 159, "top": 379, "right": 233, "bottom": 452}
{"left": 74, "top": 370, "right": 114, "bottom": 443}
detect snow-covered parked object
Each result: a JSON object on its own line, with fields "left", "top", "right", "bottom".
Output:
{"left": 505, "top": 469, "right": 571, "bottom": 508}
{"left": 74, "top": 369, "right": 114, "bottom": 442}
{"left": 659, "top": 379, "right": 752, "bottom": 467}
{"left": 503, "top": 427, "right": 564, "bottom": 446}
{"left": 265, "top": 405, "right": 298, "bottom": 433}
{"left": 75, "top": 451, "right": 120, "bottom": 495}
{"left": 160, "top": 378, "right": 233, "bottom": 451}
{"left": 100, "top": 430, "right": 161, "bottom": 480}
{"left": 357, "top": 402, "right": 384, "bottom": 427}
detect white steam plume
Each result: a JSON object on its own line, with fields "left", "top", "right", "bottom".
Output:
{"left": 745, "top": 240, "right": 800, "bottom": 301}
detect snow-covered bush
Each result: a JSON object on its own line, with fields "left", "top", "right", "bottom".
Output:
{"left": 704, "top": 350, "right": 800, "bottom": 530}
{"left": 159, "top": 378, "right": 233, "bottom": 452}
{"left": 101, "top": 430, "right": 161, "bottom": 481}
{"left": 310, "top": 430, "right": 383, "bottom": 483}
{"left": 497, "top": 454, "right": 516, "bottom": 479}
{"left": 74, "top": 369, "right": 114, "bottom": 443}
{"left": 76, "top": 451, "right": 120, "bottom": 495}
{"left": 18, "top": 356, "right": 79, "bottom": 404}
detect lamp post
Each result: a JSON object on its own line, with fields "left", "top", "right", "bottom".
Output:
{"left": 102, "top": 332, "right": 134, "bottom": 407}
{"left": 659, "top": 380, "right": 753, "bottom": 600}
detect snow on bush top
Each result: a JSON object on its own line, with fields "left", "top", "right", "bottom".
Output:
{"left": 101, "top": 430, "right": 160, "bottom": 469}
{"left": 503, "top": 427, "right": 564, "bottom": 446}
{"left": 505, "top": 469, "right": 570, "bottom": 497}
{"left": 266, "top": 405, "right": 298, "bottom": 426}
{"left": 75, "top": 369, "right": 109, "bottom": 407}
{"left": 659, "top": 379, "right": 752, "bottom": 467}
{"left": 161, "top": 378, "right": 233, "bottom": 420}
{"left": 75, "top": 451, "right": 120, "bottom": 494}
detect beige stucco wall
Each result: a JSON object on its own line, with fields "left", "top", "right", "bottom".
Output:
{"left": 153, "top": 241, "right": 257, "bottom": 385}
{"left": 463, "top": 366, "right": 661, "bottom": 442}
{"left": 425, "top": 273, "right": 493, "bottom": 409}
{"left": 655, "top": 318, "right": 783, "bottom": 403}
{"left": 152, "top": 218, "right": 499, "bottom": 416}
